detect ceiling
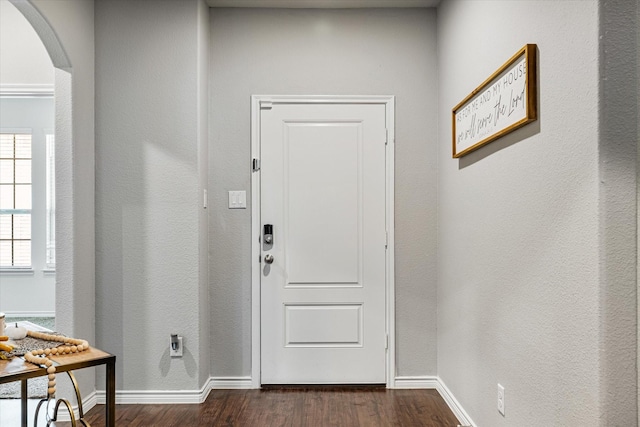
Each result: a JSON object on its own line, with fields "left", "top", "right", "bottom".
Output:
{"left": 206, "top": 0, "right": 441, "bottom": 8}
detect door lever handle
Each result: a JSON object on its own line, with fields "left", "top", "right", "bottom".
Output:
{"left": 264, "top": 254, "right": 274, "bottom": 264}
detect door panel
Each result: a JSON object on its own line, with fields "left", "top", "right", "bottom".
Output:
{"left": 285, "top": 304, "right": 363, "bottom": 347}
{"left": 260, "top": 102, "right": 387, "bottom": 384}
{"left": 285, "top": 122, "right": 361, "bottom": 285}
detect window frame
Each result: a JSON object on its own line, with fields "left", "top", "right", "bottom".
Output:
{"left": 0, "top": 131, "right": 33, "bottom": 270}
{"left": 0, "top": 124, "right": 54, "bottom": 275}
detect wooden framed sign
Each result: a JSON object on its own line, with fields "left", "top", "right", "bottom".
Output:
{"left": 452, "top": 44, "right": 537, "bottom": 158}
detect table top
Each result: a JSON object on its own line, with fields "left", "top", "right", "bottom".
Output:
{"left": 0, "top": 346, "right": 114, "bottom": 384}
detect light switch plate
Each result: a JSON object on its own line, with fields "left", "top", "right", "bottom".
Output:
{"left": 228, "top": 191, "right": 247, "bottom": 209}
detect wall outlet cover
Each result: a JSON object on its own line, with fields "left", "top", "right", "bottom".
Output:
{"left": 170, "top": 336, "right": 183, "bottom": 357}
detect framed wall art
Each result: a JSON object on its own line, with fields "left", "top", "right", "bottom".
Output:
{"left": 452, "top": 44, "right": 538, "bottom": 158}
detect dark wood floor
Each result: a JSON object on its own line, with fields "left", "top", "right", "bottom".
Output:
{"left": 75, "top": 387, "right": 459, "bottom": 426}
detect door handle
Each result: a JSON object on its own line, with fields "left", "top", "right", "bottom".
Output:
{"left": 264, "top": 254, "right": 274, "bottom": 264}
{"left": 263, "top": 224, "right": 273, "bottom": 245}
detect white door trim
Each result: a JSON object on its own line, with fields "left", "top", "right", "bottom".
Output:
{"left": 251, "top": 95, "right": 395, "bottom": 388}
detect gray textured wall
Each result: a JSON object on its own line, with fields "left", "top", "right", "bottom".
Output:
{"left": 209, "top": 7, "right": 439, "bottom": 378}
{"left": 438, "top": 0, "right": 637, "bottom": 425}
{"left": 598, "top": 0, "right": 638, "bottom": 423}
{"left": 95, "top": 0, "right": 208, "bottom": 391}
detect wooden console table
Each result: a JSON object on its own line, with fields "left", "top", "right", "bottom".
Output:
{"left": 0, "top": 347, "right": 115, "bottom": 427}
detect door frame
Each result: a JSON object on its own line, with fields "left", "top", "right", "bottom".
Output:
{"left": 250, "top": 95, "right": 396, "bottom": 388}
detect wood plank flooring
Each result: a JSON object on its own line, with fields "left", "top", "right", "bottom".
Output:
{"left": 72, "top": 387, "right": 459, "bottom": 427}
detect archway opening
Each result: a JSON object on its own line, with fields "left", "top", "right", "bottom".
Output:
{"left": 0, "top": 0, "right": 56, "bottom": 328}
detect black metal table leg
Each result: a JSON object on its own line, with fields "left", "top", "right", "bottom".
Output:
{"left": 106, "top": 358, "right": 116, "bottom": 427}
{"left": 21, "top": 379, "right": 28, "bottom": 427}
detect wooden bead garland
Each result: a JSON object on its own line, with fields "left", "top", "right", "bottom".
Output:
{"left": 23, "top": 330, "right": 90, "bottom": 398}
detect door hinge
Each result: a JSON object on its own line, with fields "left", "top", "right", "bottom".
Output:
{"left": 385, "top": 334, "right": 389, "bottom": 350}
{"left": 385, "top": 231, "right": 388, "bottom": 249}
{"left": 252, "top": 158, "right": 260, "bottom": 172}
{"left": 385, "top": 129, "right": 389, "bottom": 145}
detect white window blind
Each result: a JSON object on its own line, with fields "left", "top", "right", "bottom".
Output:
{"left": 45, "top": 134, "right": 55, "bottom": 268}
{"left": 0, "top": 133, "right": 32, "bottom": 268}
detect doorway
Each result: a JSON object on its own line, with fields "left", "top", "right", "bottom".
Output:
{"left": 0, "top": 1, "right": 56, "bottom": 329}
{"left": 251, "top": 95, "right": 395, "bottom": 386}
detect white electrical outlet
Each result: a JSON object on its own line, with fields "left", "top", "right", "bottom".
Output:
{"left": 170, "top": 336, "right": 183, "bottom": 357}
{"left": 497, "top": 384, "right": 505, "bottom": 416}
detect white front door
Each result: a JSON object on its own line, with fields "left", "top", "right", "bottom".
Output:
{"left": 259, "top": 99, "right": 390, "bottom": 384}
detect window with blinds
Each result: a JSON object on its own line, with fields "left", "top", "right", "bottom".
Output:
{"left": 0, "top": 133, "right": 32, "bottom": 268}
{"left": 45, "top": 134, "right": 55, "bottom": 268}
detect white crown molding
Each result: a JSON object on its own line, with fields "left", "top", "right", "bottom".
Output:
{"left": 0, "top": 84, "right": 54, "bottom": 97}
{"left": 207, "top": 0, "right": 440, "bottom": 8}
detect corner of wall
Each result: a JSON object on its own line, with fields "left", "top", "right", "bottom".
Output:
{"left": 598, "top": 0, "right": 639, "bottom": 423}
{"left": 198, "top": 0, "right": 212, "bottom": 389}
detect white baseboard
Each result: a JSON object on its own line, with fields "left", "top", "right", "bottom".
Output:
{"left": 392, "top": 376, "right": 474, "bottom": 427}
{"left": 95, "top": 377, "right": 256, "bottom": 405}
{"left": 210, "top": 376, "right": 254, "bottom": 389}
{"left": 53, "top": 391, "right": 97, "bottom": 423}
{"left": 3, "top": 311, "right": 55, "bottom": 317}
{"left": 96, "top": 378, "right": 214, "bottom": 405}
{"left": 394, "top": 376, "right": 439, "bottom": 389}
{"left": 435, "top": 378, "right": 476, "bottom": 427}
